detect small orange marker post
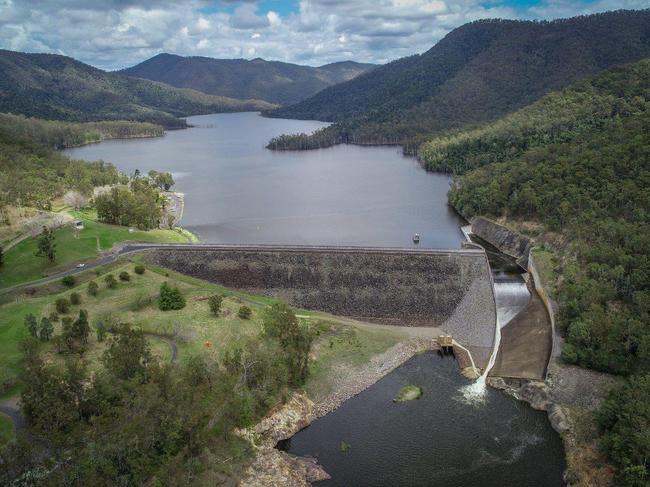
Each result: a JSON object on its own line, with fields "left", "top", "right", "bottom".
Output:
{"left": 204, "top": 340, "right": 212, "bottom": 348}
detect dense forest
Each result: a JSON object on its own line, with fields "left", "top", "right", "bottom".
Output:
{"left": 0, "top": 50, "right": 275, "bottom": 129}
{"left": 266, "top": 9, "right": 650, "bottom": 151}
{"left": 445, "top": 62, "right": 650, "bottom": 485}
{"left": 420, "top": 60, "right": 650, "bottom": 173}
{"left": 122, "top": 53, "right": 375, "bottom": 106}
{"left": 0, "top": 114, "right": 172, "bottom": 209}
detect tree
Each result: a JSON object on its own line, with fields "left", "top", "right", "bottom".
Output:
{"left": 598, "top": 374, "right": 650, "bottom": 486}
{"left": 158, "top": 282, "right": 185, "bottom": 311}
{"left": 208, "top": 295, "right": 223, "bottom": 316}
{"left": 55, "top": 297, "right": 70, "bottom": 314}
{"left": 70, "top": 292, "right": 81, "bottom": 305}
{"left": 262, "top": 302, "right": 313, "bottom": 386}
{"left": 87, "top": 280, "right": 98, "bottom": 296}
{"left": 0, "top": 245, "right": 3, "bottom": 267}
{"left": 62, "top": 275, "right": 75, "bottom": 287}
{"left": 39, "top": 317, "right": 53, "bottom": 341}
{"left": 104, "top": 274, "right": 117, "bottom": 289}
{"left": 35, "top": 226, "right": 56, "bottom": 263}
{"left": 238, "top": 306, "right": 252, "bottom": 319}
{"left": 102, "top": 323, "right": 152, "bottom": 380}
{"left": 72, "top": 309, "right": 90, "bottom": 344}
{"left": 62, "top": 190, "right": 88, "bottom": 210}
{"left": 119, "top": 271, "right": 130, "bottom": 282}
{"left": 24, "top": 313, "right": 38, "bottom": 338}
{"left": 134, "top": 264, "right": 146, "bottom": 275}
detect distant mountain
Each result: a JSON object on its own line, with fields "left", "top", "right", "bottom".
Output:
{"left": 266, "top": 9, "right": 650, "bottom": 151}
{"left": 120, "top": 54, "right": 375, "bottom": 105}
{"left": 0, "top": 50, "right": 275, "bottom": 128}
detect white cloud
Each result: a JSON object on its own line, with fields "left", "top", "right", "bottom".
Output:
{"left": 0, "top": 0, "right": 636, "bottom": 70}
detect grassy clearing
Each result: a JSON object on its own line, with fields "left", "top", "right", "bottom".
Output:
{"left": 0, "top": 413, "right": 14, "bottom": 446}
{"left": 0, "top": 210, "right": 194, "bottom": 289}
{"left": 0, "top": 260, "right": 406, "bottom": 402}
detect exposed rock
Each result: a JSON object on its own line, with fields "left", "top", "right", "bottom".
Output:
{"left": 487, "top": 378, "right": 569, "bottom": 435}
{"left": 471, "top": 217, "right": 531, "bottom": 268}
{"left": 253, "top": 394, "right": 315, "bottom": 448}
{"left": 238, "top": 449, "right": 329, "bottom": 487}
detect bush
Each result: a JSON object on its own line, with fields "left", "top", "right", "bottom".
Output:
{"left": 55, "top": 297, "right": 70, "bottom": 314}
{"left": 119, "top": 271, "right": 130, "bottom": 282}
{"left": 134, "top": 265, "right": 146, "bottom": 275}
{"left": 70, "top": 292, "right": 81, "bottom": 305}
{"left": 158, "top": 282, "right": 185, "bottom": 311}
{"left": 208, "top": 295, "right": 223, "bottom": 316}
{"left": 104, "top": 274, "right": 117, "bottom": 289}
{"left": 61, "top": 275, "right": 75, "bottom": 288}
{"left": 238, "top": 306, "right": 252, "bottom": 319}
{"left": 87, "top": 280, "right": 98, "bottom": 296}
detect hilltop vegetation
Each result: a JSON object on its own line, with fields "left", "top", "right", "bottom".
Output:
{"left": 121, "top": 53, "right": 375, "bottom": 106}
{"left": 0, "top": 50, "right": 275, "bottom": 129}
{"left": 267, "top": 9, "right": 650, "bottom": 151}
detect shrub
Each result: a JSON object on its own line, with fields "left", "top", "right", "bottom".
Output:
{"left": 55, "top": 297, "right": 70, "bottom": 314}
{"left": 134, "top": 264, "right": 146, "bottom": 275}
{"left": 61, "top": 275, "right": 75, "bottom": 288}
{"left": 70, "top": 292, "right": 81, "bottom": 305}
{"left": 158, "top": 282, "right": 185, "bottom": 311}
{"left": 238, "top": 306, "right": 252, "bottom": 319}
{"left": 87, "top": 280, "right": 98, "bottom": 296}
{"left": 119, "top": 271, "right": 130, "bottom": 282}
{"left": 95, "top": 321, "right": 107, "bottom": 342}
{"left": 48, "top": 311, "right": 59, "bottom": 322}
{"left": 208, "top": 295, "right": 223, "bottom": 316}
{"left": 104, "top": 274, "right": 117, "bottom": 289}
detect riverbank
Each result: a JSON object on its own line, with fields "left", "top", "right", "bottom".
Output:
{"left": 238, "top": 337, "right": 463, "bottom": 486}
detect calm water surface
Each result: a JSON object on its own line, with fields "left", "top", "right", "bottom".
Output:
{"left": 281, "top": 353, "right": 566, "bottom": 487}
{"left": 64, "top": 112, "right": 465, "bottom": 247}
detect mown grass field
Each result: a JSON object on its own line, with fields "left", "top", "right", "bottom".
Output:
{"left": 0, "top": 259, "right": 406, "bottom": 404}
{"left": 0, "top": 209, "right": 195, "bottom": 289}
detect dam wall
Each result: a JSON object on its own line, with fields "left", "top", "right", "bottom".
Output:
{"left": 141, "top": 245, "right": 496, "bottom": 368}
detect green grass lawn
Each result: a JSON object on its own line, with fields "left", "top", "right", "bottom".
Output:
{"left": 0, "top": 413, "right": 14, "bottom": 446}
{"left": 0, "top": 211, "right": 195, "bottom": 289}
{"left": 0, "top": 260, "right": 407, "bottom": 404}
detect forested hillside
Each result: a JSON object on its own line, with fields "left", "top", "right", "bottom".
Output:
{"left": 420, "top": 60, "right": 650, "bottom": 173}
{"left": 0, "top": 50, "right": 275, "bottom": 128}
{"left": 121, "top": 53, "right": 374, "bottom": 105}
{"left": 0, "top": 115, "right": 159, "bottom": 209}
{"left": 443, "top": 60, "right": 650, "bottom": 486}
{"left": 267, "top": 9, "right": 650, "bottom": 151}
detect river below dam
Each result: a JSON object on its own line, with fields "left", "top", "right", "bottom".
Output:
{"left": 281, "top": 352, "right": 566, "bottom": 486}
{"left": 64, "top": 112, "right": 465, "bottom": 248}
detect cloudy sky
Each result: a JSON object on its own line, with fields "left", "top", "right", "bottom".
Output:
{"left": 1, "top": 0, "right": 648, "bottom": 70}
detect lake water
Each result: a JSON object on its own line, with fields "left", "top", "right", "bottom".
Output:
{"left": 64, "top": 112, "right": 465, "bottom": 247}
{"left": 281, "top": 352, "right": 566, "bottom": 487}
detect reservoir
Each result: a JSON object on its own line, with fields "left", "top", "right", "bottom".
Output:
{"left": 64, "top": 112, "right": 465, "bottom": 248}
{"left": 281, "top": 352, "right": 566, "bottom": 486}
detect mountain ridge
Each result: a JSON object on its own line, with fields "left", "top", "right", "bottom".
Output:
{"left": 120, "top": 53, "right": 375, "bottom": 105}
{"left": 266, "top": 9, "right": 650, "bottom": 151}
{"left": 0, "top": 49, "right": 275, "bottom": 128}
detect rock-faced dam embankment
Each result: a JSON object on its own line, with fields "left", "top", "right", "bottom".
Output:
{"left": 141, "top": 245, "right": 497, "bottom": 368}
